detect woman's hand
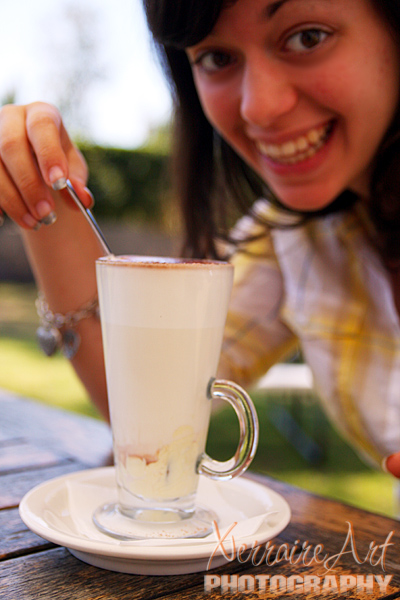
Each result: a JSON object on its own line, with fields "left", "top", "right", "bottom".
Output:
{"left": 0, "top": 102, "right": 92, "bottom": 229}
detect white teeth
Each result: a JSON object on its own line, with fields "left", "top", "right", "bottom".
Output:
{"left": 282, "top": 141, "right": 296, "bottom": 157}
{"left": 307, "top": 129, "right": 321, "bottom": 144}
{"left": 297, "top": 136, "right": 308, "bottom": 152}
{"left": 256, "top": 123, "right": 331, "bottom": 164}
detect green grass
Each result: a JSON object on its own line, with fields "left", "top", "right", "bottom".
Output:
{"left": 0, "top": 282, "right": 397, "bottom": 518}
{"left": 0, "top": 282, "right": 101, "bottom": 418}
{"left": 0, "top": 337, "right": 100, "bottom": 418}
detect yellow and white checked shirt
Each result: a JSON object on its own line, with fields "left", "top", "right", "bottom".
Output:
{"left": 218, "top": 199, "right": 400, "bottom": 468}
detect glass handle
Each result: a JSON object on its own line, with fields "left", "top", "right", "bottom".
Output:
{"left": 197, "top": 378, "right": 259, "bottom": 480}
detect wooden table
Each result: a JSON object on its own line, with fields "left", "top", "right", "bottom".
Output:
{"left": 1, "top": 389, "right": 399, "bottom": 600}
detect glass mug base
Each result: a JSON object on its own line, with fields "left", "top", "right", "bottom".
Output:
{"left": 93, "top": 502, "right": 218, "bottom": 540}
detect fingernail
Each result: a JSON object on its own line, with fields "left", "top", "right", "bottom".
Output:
{"left": 52, "top": 177, "right": 67, "bottom": 192}
{"left": 49, "top": 167, "right": 66, "bottom": 187}
{"left": 85, "top": 187, "right": 95, "bottom": 209}
{"left": 36, "top": 201, "right": 57, "bottom": 225}
{"left": 382, "top": 456, "right": 390, "bottom": 473}
{"left": 23, "top": 214, "right": 41, "bottom": 230}
{"left": 40, "top": 212, "right": 57, "bottom": 226}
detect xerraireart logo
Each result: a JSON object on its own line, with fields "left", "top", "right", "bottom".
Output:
{"left": 204, "top": 521, "right": 395, "bottom": 595}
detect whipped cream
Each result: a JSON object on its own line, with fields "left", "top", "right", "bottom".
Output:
{"left": 118, "top": 425, "right": 205, "bottom": 500}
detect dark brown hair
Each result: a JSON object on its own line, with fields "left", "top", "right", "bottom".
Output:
{"left": 143, "top": 0, "right": 400, "bottom": 262}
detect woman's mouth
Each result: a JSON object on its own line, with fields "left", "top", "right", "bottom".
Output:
{"left": 255, "top": 121, "right": 334, "bottom": 165}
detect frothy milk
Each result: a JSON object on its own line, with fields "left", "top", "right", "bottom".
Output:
{"left": 96, "top": 256, "right": 233, "bottom": 506}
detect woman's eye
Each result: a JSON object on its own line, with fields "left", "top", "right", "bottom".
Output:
{"left": 193, "top": 51, "right": 235, "bottom": 73}
{"left": 284, "top": 29, "right": 329, "bottom": 53}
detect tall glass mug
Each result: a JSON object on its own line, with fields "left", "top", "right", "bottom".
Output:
{"left": 94, "top": 256, "right": 259, "bottom": 540}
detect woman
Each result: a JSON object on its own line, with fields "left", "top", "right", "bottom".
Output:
{"left": 1, "top": 0, "right": 400, "bottom": 478}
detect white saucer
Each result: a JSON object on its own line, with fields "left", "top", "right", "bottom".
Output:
{"left": 19, "top": 467, "right": 291, "bottom": 575}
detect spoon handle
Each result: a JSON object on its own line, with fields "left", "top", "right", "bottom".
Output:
{"left": 53, "top": 178, "right": 113, "bottom": 256}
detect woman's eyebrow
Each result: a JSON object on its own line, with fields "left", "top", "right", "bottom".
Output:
{"left": 265, "top": 0, "right": 293, "bottom": 19}
{"left": 265, "top": 0, "right": 331, "bottom": 19}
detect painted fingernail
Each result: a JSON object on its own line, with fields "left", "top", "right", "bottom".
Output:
{"left": 85, "top": 187, "right": 95, "bottom": 209}
{"left": 381, "top": 456, "right": 390, "bottom": 473}
{"left": 51, "top": 177, "right": 67, "bottom": 192}
{"left": 40, "top": 212, "right": 57, "bottom": 226}
{"left": 23, "top": 214, "right": 41, "bottom": 230}
{"left": 36, "top": 201, "right": 57, "bottom": 225}
{"left": 49, "top": 167, "right": 66, "bottom": 187}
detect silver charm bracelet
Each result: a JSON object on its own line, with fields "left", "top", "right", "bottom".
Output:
{"left": 36, "top": 293, "right": 100, "bottom": 359}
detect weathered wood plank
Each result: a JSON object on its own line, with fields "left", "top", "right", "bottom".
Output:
{"left": 0, "top": 462, "right": 88, "bottom": 510}
{"left": 247, "top": 473, "right": 400, "bottom": 549}
{"left": 0, "top": 392, "right": 112, "bottom": 467}
{"left": 2, "top": 544, "right": 398, "bottom": 600}
{"left": 0, "top": 440, "right": 68, "bottom": 474}
{"left": 0, "top": 507, "right": 54, "bottom": 561}
{"left": 0, "top": 547, "right": 205, "bottom": 600}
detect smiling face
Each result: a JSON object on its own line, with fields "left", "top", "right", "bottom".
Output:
{"left": 186, "top": 0, "right": 400, "bottom": 212}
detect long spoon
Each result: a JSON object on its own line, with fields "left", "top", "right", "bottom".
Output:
{"left": 52, "top": 178, "right": 113, "bottom": 256}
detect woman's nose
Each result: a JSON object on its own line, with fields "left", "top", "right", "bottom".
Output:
{"left": 239, "top": 59, "right": 298, "bottom": 126}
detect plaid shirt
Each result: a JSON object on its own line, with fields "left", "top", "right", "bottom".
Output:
{"left": 219, "top": 199, "right": 400, "bottom": 468}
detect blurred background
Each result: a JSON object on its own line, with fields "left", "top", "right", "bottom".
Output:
{"left": 0, "top": 0, "right": 396, "bottom": 519}
{"left": 1, "top": 0, "right": 171, "bottom": 147}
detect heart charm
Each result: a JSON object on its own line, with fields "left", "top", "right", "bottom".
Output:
{"left": 36, "top": 326, "right": 62, "bottom": 357}
{"left": 62, "top": 329, "right": 81, "bottom": 360}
